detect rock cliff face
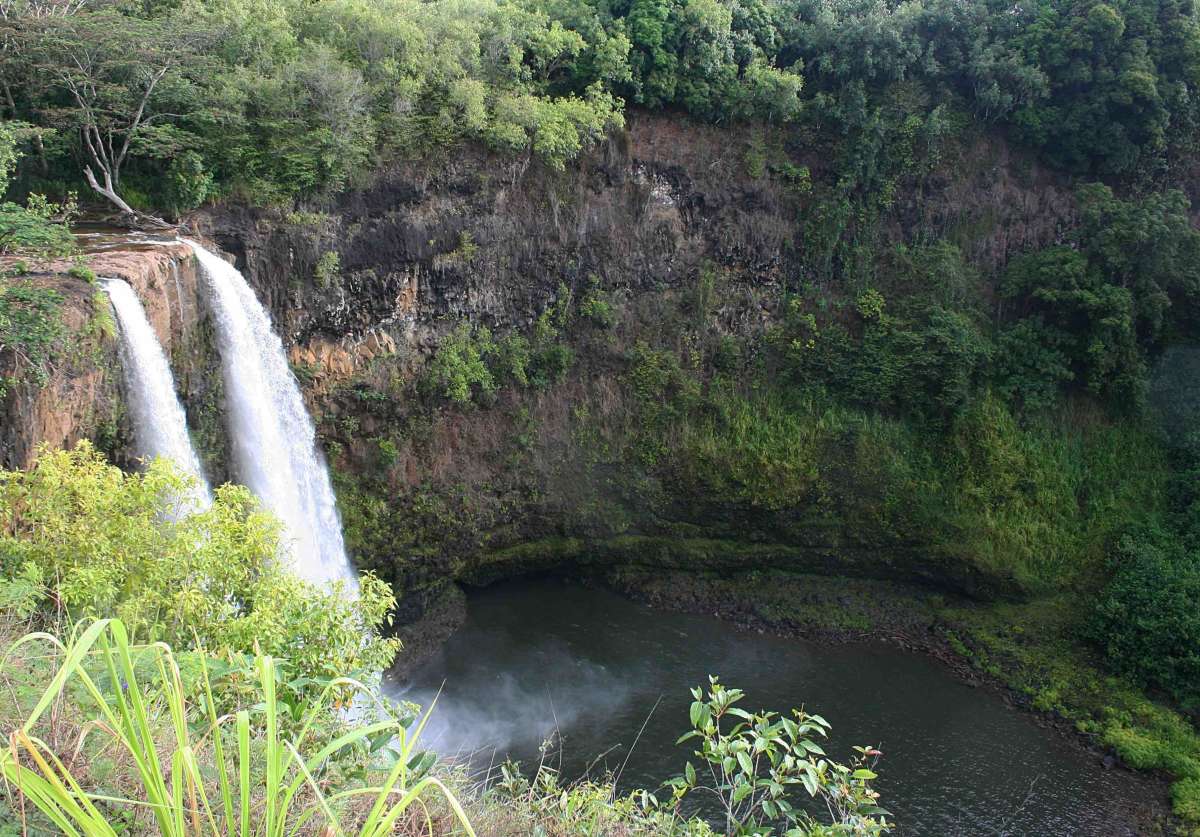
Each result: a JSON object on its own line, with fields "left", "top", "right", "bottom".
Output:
{"left": 185, "top": 113, "right": 1076, "bottom": 617}
{"left": 199, "top": 115, "right": 1073, "bottom": 370}
{"left": 0, "top": 279, "right": 113, "bottom": 470}
{"left": 2, "top": 114, "right": 1078, "bottom": 637}
{"left": 0, "top": 243, "right": 203, "bottom": 471}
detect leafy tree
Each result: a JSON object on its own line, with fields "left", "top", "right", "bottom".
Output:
{"left": 0, "top": 0, "right": 90, "bottom": 119}
{"left": 995, "top": 185, "right": 1200, "bottom": 413}
{"left": 777, "top": 0, "right": 1200, "bottom": 174}
{"left": 618, "top": 0, "right": 802, "bottom": 120}
{"left": 1008, "top": 0, "right": 1200, "bottom": 174}
{"left": 162, "top": 148, "right": 211, "bottom": 215}
{"left": 998, "top": 246, "right": 1143, "bottom": 409}
{"left": 1075, "top": 183, "right": 1200, "bottom": 340}
{"left": 780, "top": 244, "right": 991, "bottom": 424}
{"left": 486, "top": 84, "right": 623, "bottom": 170}
{"left": 992, "top": 318, "right": 1075, "bottom": 414}
{"left": 220, "top": 43, "right": 374, "bottom": 200}
{"left": 22, "top": 7, "right": 211, "bottom": 222}
{"left": 0, "top": 120, "right": 73, "bottom": 254}
{"left": 851, "top": 306, "right": 990, "bottom": 423}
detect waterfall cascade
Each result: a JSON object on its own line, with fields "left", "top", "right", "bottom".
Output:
{"left": 102, "top": 277, "right": 211, "bottom": 511}
{"left": 187, "top": 240, "right": 358, "bottom": 591}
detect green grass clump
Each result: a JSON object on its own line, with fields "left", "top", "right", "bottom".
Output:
{"left": 67, "top": 264, "right": 96, "bottom": 284}
{"left": 1172, "top": 777, "right": 1200, "bottom": 824}
{"left": 0, "top": 618, "right": 475, "bottom": 837}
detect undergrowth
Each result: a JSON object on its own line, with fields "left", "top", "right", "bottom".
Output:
{"left": 939, "top": 598, "right": 1200, "bottom": 832}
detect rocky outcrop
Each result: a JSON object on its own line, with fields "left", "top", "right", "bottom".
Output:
{"left": 0, "top": 280, "right": 113, "bottom": 470}
{"left": 195, "top": 114, "right": 1074, "bottom": 388}
{"left": 91, "top": 244, "right": 202, "bottom": 350}
{"left": 0, "top": 243, "right": 205, "bottom": 471}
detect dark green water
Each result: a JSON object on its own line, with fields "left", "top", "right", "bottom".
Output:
{"left": 387, "top": 578, "right": 1157, "bottom": 835}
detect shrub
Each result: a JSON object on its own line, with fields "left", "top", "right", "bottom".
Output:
{"left": 851, "top": 306, "right": 990, "bottom": 423}
{"left": 0, "top": 201, "right": 75, "bottom": 256}
{"left": 777, "top": 246, "right": 991, "bottom": 425}
{"left": 376, "top": 436, "right": 399, "bottom": 468}
{"left": 580, "top": 285, "right": 615, "bottom": 328}
{"left": 315, "top": 249, "right": 341, "bottom": 287}
{"left": 0, "top": 123, "right": 75, "bottom": 257}
{"left": 423, "top": 323, "right": 496, "bottom": 405}
{"left": 0, "top": 280, "right": 64, "bottom": 397}
{"left": 0, "top": 442, "right": 399, "bottom": 685}
{"left": 164, "top": 150, "right": 213, "bottom": 215}
{"left": 67, "top": 262, "right": 96, "bottom": 283}
{"left": 494, "top": 333, "right": 532, "bottom": 387}
{"left": 855, "top": 289, "right": 885, "bottom": 321}
{"left": 666, "top": 676, "right": 891, "bottom": 835}
{"left": 1092, "top": 530, "right": 1200, "bottom": 703}
{"left": 998, "top": 246, "right": 1144, "bottom": 410}
{"left": 531, "top": 342, "right": 574, "bottom": 387}
{"left": 485, "top": 678, "right": 892, "bottom": 836}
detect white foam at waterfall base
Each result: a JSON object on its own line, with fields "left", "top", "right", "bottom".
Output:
{"left": 187, "top": 240, "right": 359, "bottom": 593}
{"left": 102, "top": 278, "right": 211, "bottom": 512}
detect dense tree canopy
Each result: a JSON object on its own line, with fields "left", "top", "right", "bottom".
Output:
{"left": 0, "top": 0, "right": 1194, "bottom": 212}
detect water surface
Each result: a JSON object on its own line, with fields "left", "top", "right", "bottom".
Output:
{"left": 390, "top": 578, "right": 1156, "bottom": 835}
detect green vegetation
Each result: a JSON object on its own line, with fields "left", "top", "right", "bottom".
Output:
{"left": 5, "top": 0, "right": 1200, "bottom": 828}
{"left": 0, "top": 443, "right": 399, "bottom": 687}
{"left": 0, "top": 613, "right": 890, "bottom": 835}
{"left": 315, "top": 249, "right": 341, "bottom": 288}
{"left": 939, "top": 595, "right": 1200, "bottom": 826}
{"left": 612, "top": 567, "right": 1200, "bottom": 827}
{"left": 0, "top": 0, "right": 1194, "bottom": 216}
{"left": 0, "top": 619, "right": 473, "bottom": 836}
{"left": 670, "top": 676, "right": 889, "bottom": 835}
{"left": 422, "top": 293, "right": 577, "bottom": 406}
{"left": 620, "top": 360, "right": 1163, "bottom": 594}
{"left": 0, "top": 279, "right": 65, "bottom": 397}
{"left": 1089, "top": 410, "right": 1200, "bottom": 709}
{"left": 0, "top": 122, "right": 74, "bottom": 256}
{"left": 1091, "top": 530, "right": 1200, "bottom": 705}
{"left": 424, "top": 323, "right": 500, "bottom": 405}
{"left": 0, "top": 445, "right": 894, "bottom": 835}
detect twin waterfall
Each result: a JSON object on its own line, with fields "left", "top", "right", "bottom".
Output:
{"left": 102, "top": 278, "right": 212, "bottom": 512}
{"left": 102, "top": 242, "right": 357, "bottom": 591}
{"left": 188, "top": 243, "right": 357, "bottom": 591}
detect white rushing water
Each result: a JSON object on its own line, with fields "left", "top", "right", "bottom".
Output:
{"left": 187, "top": 240, "right": 358, "bottom": 591}
{"left": 102, "top": 278, "right": 211, "bottom": 511}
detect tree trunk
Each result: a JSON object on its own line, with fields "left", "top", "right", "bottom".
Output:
{"left": 32, "top": 130, "right": 47, "bottom": 175}
{"left": 1, "top": 79, "right": 15, "bottom": 117}
{"left": 83, "top": 164, "right": 173, "bottom": 230}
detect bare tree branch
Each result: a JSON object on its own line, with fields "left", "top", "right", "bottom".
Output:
{"left": 83, "top": 163, "right": 170, "bottom": 228}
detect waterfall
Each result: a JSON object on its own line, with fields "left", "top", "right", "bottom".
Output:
{"left": 187, "top": 240, "right": 358, "bottom": 592}
{"left": 102, "top": 278, "right": 211, "bottom": 511}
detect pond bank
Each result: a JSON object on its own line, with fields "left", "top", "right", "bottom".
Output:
{"left": 606, "top": 565, "right": 1182, "bottom": 834}
{"left": 390, "top": 575, "right": 1177, "bottom": 835}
